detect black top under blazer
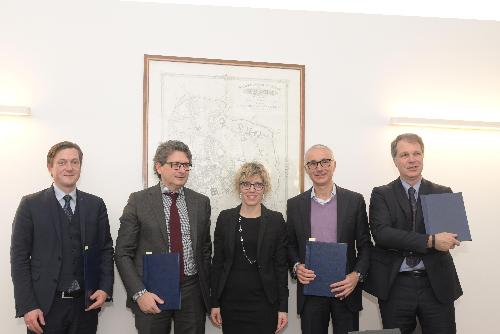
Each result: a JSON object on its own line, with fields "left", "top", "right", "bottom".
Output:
{"left": 364, "top": 178, "right": 463, "bottom": 304}
{"left": 210, "top": 204, "right": 289, "bottom": 312}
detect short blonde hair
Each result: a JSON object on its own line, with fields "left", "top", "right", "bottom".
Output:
{"left": 234, "top": 162, "right": 272, "bottom": 195}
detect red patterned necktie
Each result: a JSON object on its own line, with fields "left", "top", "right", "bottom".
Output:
{"left": 166, "top": 192, "right": 184, "bottom": 280}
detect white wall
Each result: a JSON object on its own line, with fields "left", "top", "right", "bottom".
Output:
{"left": 1, "top": 1, "right": 500, "bottom": 333}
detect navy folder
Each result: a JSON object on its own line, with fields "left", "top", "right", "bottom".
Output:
{"left": 303, "top": 241, "right": 347, "bottom": 297}
{"left": 83, "top": 246, "right": 101, "bottom": 309}
{"left": 143, "top": 253, "right": 181, "bottom": 310}
{"left": 420, "top": 192, "right": 472, "bottom": 241}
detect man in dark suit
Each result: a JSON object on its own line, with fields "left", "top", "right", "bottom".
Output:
{"left": 10, "top": 141, "right": 114, "bottom": 334}
{"left": 287, "top": 144, "right": 372, "bottom": 334}
{"left": 364, "top": 133, "right": 462, "bottom": 334}
{"left": 115, "top": 140, "right": 211, "bottom": 334}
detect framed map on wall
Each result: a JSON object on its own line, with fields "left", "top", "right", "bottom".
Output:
{"left": 143, "top": 54, "right": 305, "bottom": 218}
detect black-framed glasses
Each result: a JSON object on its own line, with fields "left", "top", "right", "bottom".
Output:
{"left": 240, "top": 182, "right": 265, "bottom": 191}
{"left": 166, "top": 162, "right": 192, "bottom": 171}
{"left": 305, "top": 158, "right": 333, "bottom": 170}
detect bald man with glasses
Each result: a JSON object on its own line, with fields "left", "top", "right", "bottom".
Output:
{"left": 287, "top": 144, "right": 372, "bottom": 334}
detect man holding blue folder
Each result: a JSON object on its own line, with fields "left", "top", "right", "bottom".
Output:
{"left": 115, "top": 140, "right": 211, "bottom": 334}
{"left": 365, "top": 133, "right": 462, "bottom": 334}
{"left": 287, "top": 144, "right": 372, "bottom": 334}
{"left": 11, "top": 141, "right": 114, "bottom": 334}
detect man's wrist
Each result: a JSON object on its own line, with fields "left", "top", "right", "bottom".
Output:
{"left": 292, "top": 262, "right": 300, "bottom": 275}
{"left": 132, "top": 289, "right": 147, "bottom": 302}
{"left": 427, "top": 234, "right": 436, "bottom": 249}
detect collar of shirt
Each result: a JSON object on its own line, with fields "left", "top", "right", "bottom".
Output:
{"left": 53, "top": 183, "right": 77, "bottom": 203}
{"left": 160, "top": 183, "right": 185, "bottom": 197}
{"left": 400, "top": 178, "right": 422, "bottom": 199}
{"left": 311, "top": 183, "right": 337, "bottom": 205}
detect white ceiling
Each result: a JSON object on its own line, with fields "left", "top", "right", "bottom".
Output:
{"left": 121, "top": 0, "right": 500, "bottom": 22}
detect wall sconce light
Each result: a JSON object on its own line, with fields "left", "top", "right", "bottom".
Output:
{"left": 390, "top": 117, "right": 500, "bottom": 131}
{"left": 0, "top": 105, "right": 31, "bottom": 116}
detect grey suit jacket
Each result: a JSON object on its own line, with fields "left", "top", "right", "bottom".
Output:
{"left": 115, "top": 183, "right": 212, "bottom": 313}
{"left": 10, "top": 186, "right": 114, "bottom": 317}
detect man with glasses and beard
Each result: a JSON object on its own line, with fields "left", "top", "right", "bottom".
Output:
{"left": 287, "top": 144, "right": 372, "bottom": 334}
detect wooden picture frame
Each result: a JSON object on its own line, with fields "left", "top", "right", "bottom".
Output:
{"left": 143, "top": 54, "right": 305, "bottom": 214}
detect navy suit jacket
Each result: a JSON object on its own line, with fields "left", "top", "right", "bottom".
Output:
{"left": 10, "top": 186, "right": 114, "bottom": 317}
{"left": 364, "top": 178, "right": 463, "bottom": 304}
{"left": 287, "top": 186, "right": 372, "bottom": 314}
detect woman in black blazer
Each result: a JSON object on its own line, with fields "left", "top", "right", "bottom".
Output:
{"left": 210, "top": 162, "right": 288, "bottom": 334}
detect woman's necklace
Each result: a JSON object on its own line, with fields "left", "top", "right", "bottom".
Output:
{"left": 238, "top": 215, "right": 257, "bottom": 264}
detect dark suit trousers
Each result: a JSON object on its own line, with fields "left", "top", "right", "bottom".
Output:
{"left": 301, "top": 295, "right": 359, "bottom": 334}
{"left": 28, "top": 294, "right": 98, "bottom": 334}
{"left": 379, "top": 273, "right": 456, "bottom": 334}
{"left": 134, "top": 275, "right": 205, "bottom": 334}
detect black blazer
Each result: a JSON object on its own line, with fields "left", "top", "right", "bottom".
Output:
{"left": 364, "top": 178, "right": 463, "bottom": 304}
{"left": 210, "top": 205, "right": 288, "bottom": 312}
{"left": 115, "top": 184, "right": 212, "bottom": 313}
{"left": 287, "top": 186, "right": 372, "bottom": 314}
{"left": 10, "top": 186, "right": 114, "bottom": 317}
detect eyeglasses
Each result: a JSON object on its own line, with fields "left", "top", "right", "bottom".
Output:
{"left": 240, "top": 182, "right": 265, "bottom": 191}
{"left": 305, "top": 158, "right": 333, "bottom": 170}
{"left": 166, "top": 162, "right": 192, "bottom": 171}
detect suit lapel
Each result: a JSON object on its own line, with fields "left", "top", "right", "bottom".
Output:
{"left": 150, "top": 184, "right": 169, "bottom": 249}
{"left": 184, "top": 187, "right": 198, "bottom": 255}
{"left": 301, "top": 189, "right": 312, "bottom": 239}
{"left": 76, "top": 189, "right": 86, "bottom": 247}
{"left": 257, "top": 205, "right": 269, "bottom": 260}
{"left": 47, "top": 186, "right": 62, "bottom": 244}
{"left": 336, "top": 186, "right": 345, "bottom": 243}
{"left": 392, "top": 179, "right": 412, "bottom": 227}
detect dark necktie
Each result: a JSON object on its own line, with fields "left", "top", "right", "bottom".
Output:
{"left": 63, "top": 195, "right": 73, "bottom": 221}
{"left": 405, "top": 187, "right": 420, "bottom": 267}
{"left": 63, "top": 194, "right": 80, "bottom": 292}
{"left": 166, "top": 192, "right": 184, "bottom": 280}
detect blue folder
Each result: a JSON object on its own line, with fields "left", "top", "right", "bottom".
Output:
{"left": 420, "top": 192, "right": 472, "bottom": 241}
{"left": 303, "top": 241, "right": 347, "bottom": 297}
{"left": 143, "top": 252, "right": 181, "bottom": 310}
{"left": 83, "top": 246, "right": 101, "bottom": 309}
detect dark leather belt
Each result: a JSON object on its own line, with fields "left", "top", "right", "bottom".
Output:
{"left": 400, "top": 270, "right": 427, "bottom": 277}
{"left": 57, "top": 289, "right": 84, "bottom": 298}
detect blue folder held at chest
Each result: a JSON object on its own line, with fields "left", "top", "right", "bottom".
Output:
{"left": 420, "top": 192, "right": 472, "bottom": 241}
{"left": 143, "top": 252, "right": 181, "bottom": 310}
{"left": 303, "top": 241, "right": 347, "bottom": 297}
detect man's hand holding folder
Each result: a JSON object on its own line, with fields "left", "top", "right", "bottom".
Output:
{"left": 137, "top": 292, "right": 165, "bottom": 314}
{"left": 431, "top": 232, "right": 461, "bottom": 251}
{"left": 296, "top": 263, "right": 316, "bottom": 285}
{"left": 85, "top": 290, "right": 109, "bottom": 311}
{"left": 330, "top": 272, "right": 360, "bottom": 300}
{"left": 297, "top": 263, "right": 360, "bottom": 300}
